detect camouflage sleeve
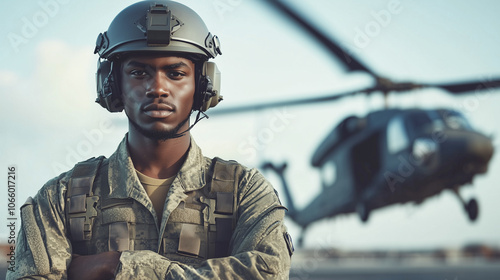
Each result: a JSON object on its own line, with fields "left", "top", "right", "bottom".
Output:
{"left": 6, "top": 178, "right": 72, "bottom": 280}
{"left": 115, "top": 169, "right": 292, "bottom": 280}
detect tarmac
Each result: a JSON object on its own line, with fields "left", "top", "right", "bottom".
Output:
{"left": 290, "top": 253, "right": 500, "bottom": 280}
{"left": 2, "top": 253, "right": 499, "bottom": 280}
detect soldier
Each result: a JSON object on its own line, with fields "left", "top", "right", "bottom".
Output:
{"left": 7, "top": 1, "right": 293, "bottom": 279}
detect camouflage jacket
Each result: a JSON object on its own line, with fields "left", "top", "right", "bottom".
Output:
{"left": 7, "top": 136, "right": 292, "bottom": 279}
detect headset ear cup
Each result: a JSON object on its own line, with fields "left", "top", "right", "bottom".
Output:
{"left": 96, "top": 60, "right": 124, "bottom": 112}
{"left": 200, "top": 61, "right": 222, "bottom": 112}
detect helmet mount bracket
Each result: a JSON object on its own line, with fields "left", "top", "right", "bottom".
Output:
{"left": 147, "top": 4, "right": 172, "bottom": 46}
{"left": 94, "top": 33, "right": 109, "bottom": 55}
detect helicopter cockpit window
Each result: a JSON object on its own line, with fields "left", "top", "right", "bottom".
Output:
{"left": 426, "top": 110, "right": 446, "bottom": 133}
{"left": 443, "top": 111, "right": 472, "bottom": 130}
{"left": 320, "top": 160, "right": 336, "bottom": 188}
{"left": 387, "top": 116, "right": 410, "bottom": 154}
{"left": 407, "top": 112, "right": 432, "bottom": 128}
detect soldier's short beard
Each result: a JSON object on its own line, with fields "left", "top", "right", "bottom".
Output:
{"left": 129, "top": 114, "right": 191, "bottom": 141}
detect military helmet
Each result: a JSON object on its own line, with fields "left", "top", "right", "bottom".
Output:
{"left": 94, "top": 1, "right": 221, "bottom": 60}
{"left": 95, "top": 0, "right": 222, "bottom": 113}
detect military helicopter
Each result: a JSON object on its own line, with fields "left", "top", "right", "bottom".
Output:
{"left": 261, "top": 107, "right": 493, "bottom": 223}
{"left": 209, "top": 0, "right": 500, "bottom": 245}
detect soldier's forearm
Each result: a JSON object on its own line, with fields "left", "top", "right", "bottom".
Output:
{"left": 114, "top": 219, "right": 290, "bottom": 280}
{"left": 68, "top": 251, "right": 121, "bottom": 280}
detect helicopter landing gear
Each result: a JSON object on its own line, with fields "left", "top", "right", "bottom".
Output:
{"left": 452, "top": 188, "right": 479, "bottom": 222}
{"left": 356, "top": 202, "right": 370, "bottom": 222}
{"left": 465, "top": 198, "right": 479, "bottom": 221}
{"left": 297, "top": 233, "right": 304, "bottom": 248}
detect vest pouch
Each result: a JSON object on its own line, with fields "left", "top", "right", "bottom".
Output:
{"left": 163, "top": 203, "right": 207, "bottom": 259}
{"left": 101, "top": 203, "right": 159, "bottom": 251}
{"left": 108, "top": 222, "right": 129, "bottom": 251}
{"left": 101, "top": 206, "right": 135, "bottom": 251}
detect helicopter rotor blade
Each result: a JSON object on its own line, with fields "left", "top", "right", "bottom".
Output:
{"left": 209, "top": 76, "right": 500, "bottom": 116}
{"left": 422, "top": 77, "right": 500, "bottom": 94}
{"left": 263, "top": 0, "right": 500, "bottom": 96}
{"left": 210, "top": 1, "right": 500, "bottom": 116}
{"left": 263, "top": 0, "right": 377, "bottom": 77}
{"left": 208, "top": 88, "right": 372, "bottom": 116}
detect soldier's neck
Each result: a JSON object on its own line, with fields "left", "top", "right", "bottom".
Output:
{"left": 126, "top": 129, "right": 190, "bottom": 179}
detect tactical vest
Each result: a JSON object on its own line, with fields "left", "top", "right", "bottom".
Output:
{"left": 65, "top": 156, "right": 240, "bottom": 260}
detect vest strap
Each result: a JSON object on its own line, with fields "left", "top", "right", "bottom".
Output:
{"left": 205, "top": 157, "right": 242, "bottom": 258}
{"left": 66, "top": 156, "right": 105, "bottom": 254}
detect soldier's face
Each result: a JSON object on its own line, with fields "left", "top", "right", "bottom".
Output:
{"left": 120, "top": 55, "right": 195, "bottom": 140}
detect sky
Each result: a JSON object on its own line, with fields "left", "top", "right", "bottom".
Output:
{"left": 1, "top": 0, "right": 500, "bottom": 251}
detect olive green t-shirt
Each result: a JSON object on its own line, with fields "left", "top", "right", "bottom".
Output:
{"left": 136, "top": 170, "right": 175, "bottom": 224}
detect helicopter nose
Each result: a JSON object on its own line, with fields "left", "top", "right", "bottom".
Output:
{"left": 467, "top": 133, "right": 494, "bottom": 165}
{"left": 443, "top": 130, "right": 494, "bottom": 174}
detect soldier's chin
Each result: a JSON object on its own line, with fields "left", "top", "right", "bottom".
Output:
{"left": 148, "top": 129, "right": 181, "bottom": 141}
{"left": 130, "top": 115, "right": 190, "bottom": 141}
{"left": 140, "top": 125, "right": 183, "bottom": 141}
{"left": 129, "top": 121, "right": 175, "bottom": 141}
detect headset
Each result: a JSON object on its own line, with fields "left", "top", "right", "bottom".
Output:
{"left": 95, "top": 58, "right": 222, "bottom": 113}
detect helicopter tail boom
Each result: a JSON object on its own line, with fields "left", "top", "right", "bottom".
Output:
{"left": 261, "top": 161, "right": 298, "bottom": 219}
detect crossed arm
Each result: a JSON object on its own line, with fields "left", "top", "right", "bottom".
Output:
{"left": 67, "top": 252, "right": 120, "bottom": 280}
{"left": 7, "top": 173, "right": 291, "bottom": 280}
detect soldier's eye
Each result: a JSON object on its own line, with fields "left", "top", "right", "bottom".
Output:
{"left": 130, "top": 69, "right": 147, "bottom": 77}
{"left": 168, "top": 71, "right": 185, "bottom": 80}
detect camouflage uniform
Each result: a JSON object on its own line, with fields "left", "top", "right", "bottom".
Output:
{"left": 7, "top": 136, "right": 292, "bottom": 279}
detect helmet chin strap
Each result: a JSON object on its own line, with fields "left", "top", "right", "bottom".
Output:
{"left": 169, "top": 110, "right": 209, "bottom": 139}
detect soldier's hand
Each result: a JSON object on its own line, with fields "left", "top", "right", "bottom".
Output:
{"left": 68, "top": 251, "right": 121, "bottom": 280}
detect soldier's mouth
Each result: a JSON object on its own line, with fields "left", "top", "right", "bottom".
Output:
{"left": 142, "top": 103, "right": 175, "bottom": 118}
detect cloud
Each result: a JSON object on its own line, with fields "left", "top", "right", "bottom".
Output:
{"left": 1, "top": 38, "right": 124, "bottom": 188}
{"left": 0, "top": 70, "right": 19, "bottom": 86}
{"left": 1, "top": 39, "right": 111, "bottom": 131}
{"left": 34, "top": 40, "right": 98, "bottom": 125}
